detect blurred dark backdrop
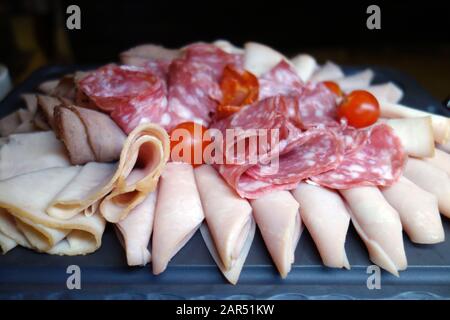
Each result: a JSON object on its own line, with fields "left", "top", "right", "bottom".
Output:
{"left": 0, "top": 0, "right": 449, "bottom": 99}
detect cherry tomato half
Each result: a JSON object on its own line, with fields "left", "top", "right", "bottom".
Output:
{"left": 170, "top": 122, "right": 210, "bottom": 167}
{"left": 322, "top": 81, "right": 343, "bottom": 97}
{"left": 337, "top": 90, "right": 380, "bottom": 128}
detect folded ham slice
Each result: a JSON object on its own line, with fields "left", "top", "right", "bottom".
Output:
{"left": 0, "top": 231, "right": 16, "bottom": 254}
{"left": 340, "top": 187, "right": 407, "bottom": 276}
{"left": 54, "top": 105, "right": 126, "bottom": 165}
{"left": 194, "top": 165, "right": 254, "bottom": 284}
{"left": 152, "top": 162, "right": 204, "bottom": 274}
{"left": 0, "top": 131, "right": 70, "bottom": 180}
{"left": 116, "top": 191, "right": 157, "bottom": 266}
{"left": 251, "top": 190, "right": 302, "bottom": 277}
{"left": 99, "top": 123, "right": 170, "bottom": 222}
{"left": 381, "top": 176, "right": 444, "bottom": 244}
{"left": 423, "top": 149, "right": 450, "bottom": 175}
{"left": 291, "top": 183, "right": 350, "bottom": 269}
{"left": 403, "top": 158, "right": 450, "bottom": 218}
{"left": 37, "top": 95, "right": 64, "bottom": 129}
{"left": 0, "top": 208, "right": 31, "bottom": 249}
{"left": 0, "top": 167, "right": 106, "bottom": 255}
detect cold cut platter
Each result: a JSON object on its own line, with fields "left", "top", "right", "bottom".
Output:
{"left": 0, "top": 41, "right": 450, "bottom": 299}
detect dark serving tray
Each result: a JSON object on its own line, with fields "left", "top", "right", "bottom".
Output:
{"left": 0, "top": 65, "right": 449, "bottom": 300}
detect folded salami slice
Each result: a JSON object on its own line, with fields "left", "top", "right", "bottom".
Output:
{"left": 78, "top": 64, "right": 168, "bottom": 134}
{"left": 54, "top": 105, "right": 126, "bottom": 165}
{"left": 311, "top": 123, "right": 406, "bottom": 189}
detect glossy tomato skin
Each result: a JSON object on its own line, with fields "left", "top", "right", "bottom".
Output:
{"left": 322, "top": 81, "right": 343, "bottom": 97}
{"left": 337, "top": 90, "right": 380, "bottom": 128}
{"left": 169, "top": 122, "right": 209, "bottom": 167}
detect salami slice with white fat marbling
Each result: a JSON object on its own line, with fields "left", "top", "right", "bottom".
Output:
{"left": 311, "top": 123, "right": 406, "bottom": 189}
{"left": 78, "top": 64, "right": 168, "bottom": 134}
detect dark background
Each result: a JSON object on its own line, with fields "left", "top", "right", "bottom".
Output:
{"left": 0, "top": 0, "right": 449, "bottom": 99}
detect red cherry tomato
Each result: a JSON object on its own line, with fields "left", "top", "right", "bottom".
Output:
{"left": 337, "top": 90, "right": 380, "bottom": 128}
{"left": 169, "top": 122, "right": 210, "bottom": 167}
{"left": 322, "top": 81, "right": 343, "bottom": 97}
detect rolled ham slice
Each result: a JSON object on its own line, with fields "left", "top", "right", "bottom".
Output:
{"left": 335, "top": 69, "right": 374, "bottom": 92}
{"left": 403, "top": 158, "right": 450, "bottom": 218}
{"left": 116, "top": 191, "right": 157, "bottom": 266}
{"left": 382, "top": 117, "right": 435, "bottom": 157}
{"left": 364, "top": 82, "right": 403, "bottom": 104}
{"left": 0, "top": 167, "right": 106, "bottom": 255}
{"left": 251, "top": 190, "right": 302, "bottom": 277}
{"left": 381, "top": 176, "right": 444, "bottom": 244}
{"left": 290, "top": 54, "right": 317, "bottom": 82}
{"left": 292, "top": 183, "right": 350, "bottom": 269}
{"left": 340, "top": 187, "right": 407, "bottom": 276}
{"left": 310, "top": 61, "right": 344, "bottom": 83}
{"left": 152, "top": 163, "right": 204, "bottom": 274}
{"left": 423, "top": 149, "right": 450, "bottom": 176}
{"left": 243, "top": 42, "right": 289, "bottom": 77}
{"left": 100, "top": 123, "right": 170, "bottom": 222}
{"left": 379, "top": 101, "right": 450, "bottom": 144}
{"left": 0, "top": 131, "right": 70, "bottom": 180}
{"left": 54, "top": 105, "right": 126, "bottom": 165}
{"left": 194, "top": 165, "right": 254, "bottom": 284}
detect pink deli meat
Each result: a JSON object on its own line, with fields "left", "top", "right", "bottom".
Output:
{"left": 212, "top": 96, "right": 344, "bottom": 199}
{"left": 311, "top": 123, "right": 406, "bottom": 189}
{"left": 78, "top": 64, "right": 168, "bottom": 134}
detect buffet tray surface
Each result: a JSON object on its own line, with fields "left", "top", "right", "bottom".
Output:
{"left": 0, "top": 65, "right": 449, "bottom": 300}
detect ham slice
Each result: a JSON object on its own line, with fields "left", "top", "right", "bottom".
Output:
{"left": 381, "top": 176, "right": 444, "bottom": 244}
{"left": 250, "top": 190, "right": 302, "bottom": 277}
{"left": 291, "top": 183, "right": 350, "bottom": 269}
{"left": 54, "top": 105, "right": 126, "bottom": 165}
{"left": 0, "top": 231, "right": 16, "bottom": 254}
{"left": 364, "top": 82, "right": 403, "bottom": 104}
{"left": 0, "top": 208, "right": 31, "bottom": 248}
{"left": 0, "top": 167, "right": 106, "bottom": 255}
{"left": 0, "top": 111, "right": 21, "bottom": 137}
{"left": 194, "top": 165, "right": 253, "bottom": 273}
{"left": 290, "top": 54, "right": 317, "bottom": 82}
{"left": 403, "top": 158, "right": 450, "bottom": 218}
{"left": 116, "top": 191, "right": 157, "bottom": 266}
{"left": 99, "top": 123, "right": 170, "bottom": 222}
{"left": 120, "top": 44, "right": 181, "bottom": 65}
{"left": 423, "top": 149, "right": 450, "bottom": 175}
{"left": 0, "top": 131, "right": 70, "bottom": 180}
{"left": 340, "top": 187, "right": 407, "bottom": 276}
{"left": 152, "top": 163, "right": 204, "bottom": 274}
{"left": 243, "top": 42, "right": 290, "bottom": 77}
{"left": 310, "top": 61, "right": 344, "bottom": 82}
{"left": 334, "top": 69, "right": 374, "bottom": 92}
{"left": 379, "top": 101, "right": 450, "bottom": 144}
{"left": 37, "top": 95, "right": 64, "bottom": 129}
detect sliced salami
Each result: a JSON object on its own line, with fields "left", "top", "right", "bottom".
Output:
{"left": 78, "top": 64, "right": 168, "bottom": 134}
{"left": 258, "top": 60, "right": 303, "bottom": 99}
{"left": 310, "top": 123, "right": 406, "bottom": 189}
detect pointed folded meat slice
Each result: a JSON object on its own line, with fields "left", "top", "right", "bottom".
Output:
{"left": 116, "top": 191, "right": 157, "bottom": 266}
{"left": 0, "top": 131, "right": 70, "bottom": 180}
{"left": 403, "top": 158, "right": 450, "bottom": 218}
{"left": 37, "top": 95, "right": 63, "bottom": 129}
{"left": 15, "top": 217, "right": 69, "bottom": 251}
{"left": 47, "top": 162, "right": 118, "bottom": 220}
{"left": 340, "top": 187, "right": 407, "bottom": 276}
{"left": 310, "top": 61, "right": 344, "bottom": 82}
{"left": 0, "top": 111, "right": 21, "bottom": 137}
{"left": 200, "top": 220, "right": 255, "bottom": 285}
{"left": 334, "top": 69, "right": 374, "bottom": 92}
{"left": 0, "top": 167, "right": 106, "bottom": 255}
{"left": 423, "top": 149, "right": 450, "bottom": 176}
{"left": 381, "top": 176, "right": 444, "bottom": 244}
{"left": 54, "top": 105, "right": 126, "bottom": 164}
{"left": 194, "top": 165, "right": 253, "bottom": 273}
{"left": 0, "top": 208, "right": 31, "bottom": 248}
{"left": 21, "top": 94, "right": 38, "bottom": 115}
{"left": 100, "top": 123, "right": 169, "bottom": 222}
{"left": 291, "top": 183, "right": 350, "bottom": 269}
{"left": 0, "top": 231, "right": 16, "bottom": 254}
{"left": 38, "top": 79, "right": 59, "bottom": 95}
{"left": 152, "top": 163, "right": 204, "bottom": 274}
{"left": 251, "top": 190, "right": 302, "bottom": 277}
